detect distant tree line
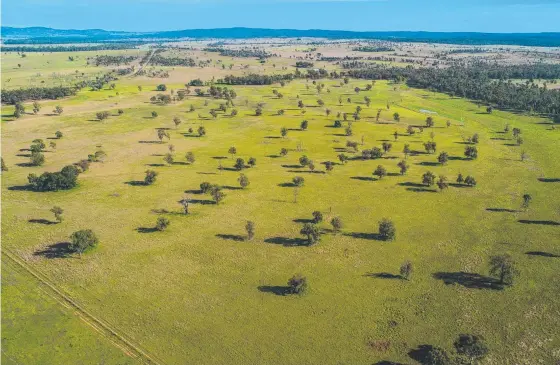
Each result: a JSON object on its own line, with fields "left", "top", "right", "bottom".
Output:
{"left": 150, "top": 55, "right": 196, "bottom": 67}
{"left": 344, "top": 63, "right": 560, "bottom": 115}
{"left": 219, "top": 73, "right": 294, "bottom": 85}
{"left": 91, "top": 55, "right": 137, "bottom": 66}
{"left": 203, "top": 47, "right": 271, "bottom": 58}
{"left": 352, "top": 46, "right": 395, "bottom": 52}
{"left": 2, "top": 44, "right": 140, "bottom": 52}
{"left": 1, "top": 86, "right": 77, "bottom": 104}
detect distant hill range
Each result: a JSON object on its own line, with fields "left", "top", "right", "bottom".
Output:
{"left": 2, "top": 26, "right": 560, "bottom": 47}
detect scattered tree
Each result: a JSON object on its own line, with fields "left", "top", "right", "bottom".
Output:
{"left": 379, "top": 218, "right": 396, "bottom": 241}
{"left": 489, "top": 254, "right": 519, "bottom": 285}
{"left": 50, "top": 206, "right": 64, "bottom": 223}
{"left": 69, "top": 229, "right": 98, "bottom": 256}
{"left": 300, "top": 223, "right": 320, "bottom": 245}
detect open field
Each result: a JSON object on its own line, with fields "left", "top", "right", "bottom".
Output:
{"left": 2, "top": 42, "right": 560, "bottom": 364}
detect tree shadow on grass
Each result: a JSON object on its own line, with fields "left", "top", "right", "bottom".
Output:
{"left": 406, "top": 187, "right": 437, "bottom": 193}
{"left": 28, "top": 219, "right": 57, "bottom": 225}
{"left": 216, "top": 234, "right": 245, "bottom": 242}
{"left": 293, "top": 218, "right": 313, "bottom": 223}
{"left": 189, "top": 199, "right": 216, "bottom": 205}
{"left": 518, "top": 220, "right": 560, "bottom": 226}
{"left": 364, "top": 272, "right": 402, "bottom": 279}
{"left": 526, "top": 251, "right": 559, "bottom": 258}
{"left": 264, "top": 136, "right": 281, "bottom": 139}
{"left": 287, "top": 170, "right": 325, "bottom": 174}
{"left": 344, "top": 232, "right": 382, "bottom": 240}
{"left": 16, "top": 162, "right": 36, "bottom": 167}
{"left": 7, "top": 185, "right": 34, "bottom": 192}
{"left": 449, "top": 183, "right": 472, "bottom": 188}
{"left": 264, "top": 236, "right": 308, "bottom": 247}
{"left": 124, "top": 180, "right": 147, "bottom": 186}
{"left": 212, "top": 156, "right": 228, "bottom": 160}
{"left": 415, "top": 161, "right": 440, "bottom": 167}
{"left": 278, "top": 182, "right": 296, "bottom": 187}
{"left": 16, "top": 153, "right": 31, "bottom": 157}
{"left": 136, "top": 227, "right": 158, "bottom": 233}
{"left": 258, "top": 285, "right": 289, "bottom": 296}
{"left": 351, "top": 176, "right": 376, "bottom": 181}
{"left": 33, "top": 242, "right": 73, "bottom": 259}
{"left": 486, "top": 208, "right": 518, "bottom": 213}
{"left": 266, "top": 154, "right": 281, "bottom": 158}
{"left": 397, "top": 182, "right": 424, "bottom": 188}
{"left": 172, "top": 161, "right": 189, "bottom": 166}
{"left": 138, "top": 140, "right": 163, "bottom": 144}
{"left": 281, "top": 164, "right": 303, "bottom": 169}
{"left": 373, "top": 361, "right": 408, "bottom": 365}
{"left": 408, "top": 345, "right": 445, "bottom": 365}
{"left": 146, "top": 163, "right": 165, "bottom": 167}
{"left": 538, "top": 177, "right": 560, "bottom": 183}
{"left": 221, "top": 185, "right": 243, "bottom": 190}
{"left": 432, "top": 272, "right": 504, "bottom": 290}
{"left": 185, "top": 189, "right": 203, "bottom": 194}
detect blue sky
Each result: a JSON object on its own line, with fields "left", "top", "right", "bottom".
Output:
{"left": 2, "top": 0, "right": 560, "bottom": 33}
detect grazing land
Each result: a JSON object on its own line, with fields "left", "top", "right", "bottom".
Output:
{"left": 2, "top": 38, "right": 560, "bottom": 365}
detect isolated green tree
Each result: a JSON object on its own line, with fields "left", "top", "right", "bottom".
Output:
{"left": 300, "top": 223, "right": 320, "bottom": 245}
{"left": 379, "top": 218, "right": 396, "bottom": 241}
{"left": 69, "top": 229, "right": 98, "bottom": 256}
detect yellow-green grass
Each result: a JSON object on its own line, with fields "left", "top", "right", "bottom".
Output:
{"left": 1, "top": 49, "right": 146, "bottom": 89}
{"left": 1, "top": 78, "right": 559, "bottom": 364}
{"left": 1, "top": 257, "right": 136, "bottom": 365}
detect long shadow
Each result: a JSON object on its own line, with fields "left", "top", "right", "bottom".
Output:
{"left": 344, "top": 232, "right": 382, "bottom": 240}
{"left": 287, "top": 170, "right": 325, "bottom": 174}
{"left": 28, "top": 219, "right": 57, "bottom": 225}
{"left": 264, "top": 136, "right": 281, "bottom": 139}
{"left": 449, "top": 183, "right": 472, "bottom": 188}
{"left": 16, "top": 162, "right": 36, "bottom": 167}
{"left": 264, "top": 236, "right": 308, "bottom": 247}
{"left": 138, "top": 140, "right": 163, "bottom": 144}
{"left": 526, "top": 251, "right": 559, "bottom": 258}
{"left": 146, "top": 163, "right": 165, "bottom": 167}
{"left": 258, "top": 285, "right": 289, "bottom": 296}
{"left": 212, "top": 156, "right": 228, "bottom": 160}
{"left": 293, "top": 218, "right": 313, "bottom": 223}
{"left": 398, "top": 182, "right": 424, "bottom": 188}
{"left": 136, "top": 227, "right": 158, "bottom": 233}
{"left": 538, "top": 178, "right": 560, "bottom": 183}
{"left": 503, "top": 143, "right": 518, "bottom": 147}
{"left": 16, "top": 153, "right": 31, "bottom": 157}
{"left": 185, "top": 189, "right": 203, "bottom": 194}
{"left": 281, "top": 164, "right": 303, "bottom": 169}
{"left": 190, "top": 199, "right": 216, "bottom": 205}
{"left": 486, "top": 208, "right": 518, "bottom": 213}
{"left": 33, "top": 242, "right": 73, "bottom": 259}
{"left": 278, "top": 182, "right": 296, "bottom": 187}
{"left": 416, "top": 161, "right": 439, "bottom": 167}
{"left": 364, "top": 272, "right": 402, "bottom": 279}
{"left": 221, "top": 185, "right": 243, "bottom": 190}
{"left": 432, "top": 271, "right": 504, "bottom": 290}
{"left": 266, "top": 155, "right": 281, "bottom": 158}
{"left": 351, "top": 176, "right": 376, "bottom": 181}
{"left": 221, "top": 167, "right": 239, "bottom": 172}
{"left": 216, "top": 234, "right": 245, "bottom": 241}
{"left": 448, "top": 156, "right": 468, "bottom": 161}
{"left": 518, "top": 220, "right": 560, "bottom": 226}
{"left": 7, "top": 185, "right": 34, "bottom": 191}
{"left": 196, "top": 172, "right": 217, "bottom": 175}
{"left": 124, "top": 180, "right": 147, "bottom": 186}
{"left": 406, "top": 187, "right": 436, "bottom": 193}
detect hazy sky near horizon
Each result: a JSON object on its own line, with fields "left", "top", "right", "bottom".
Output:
{"left": 2, "top": 0, "right": 560, "bottom": 33}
